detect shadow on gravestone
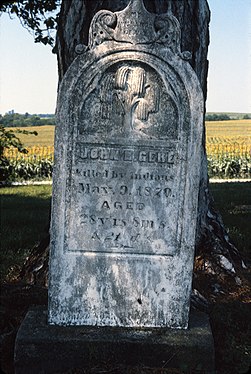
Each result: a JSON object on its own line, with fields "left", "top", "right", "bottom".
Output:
{"left": 15, "top": 0, "right": 215, "bottom": 372}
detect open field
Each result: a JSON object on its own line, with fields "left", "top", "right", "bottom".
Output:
{"left": 206, "top": 120, "right": 251, "bottom": 164}
{"left": 206, "top": 119, "right": 251, "bottom": 138}
{"left": 4, "top": 120, "right": 251, "bottom": 180}
{"left": 8, "top": 119, "right": 251, "bottom": 148}
{"left": 7, "top": 125, "right": 55, "bottom": 146}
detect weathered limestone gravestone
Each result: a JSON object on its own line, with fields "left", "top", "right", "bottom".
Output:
{"left": 15, "top": 2, "right": 215, "bottom": 372}
{"left": 48, "top": 0, "right": 204, "bottom": 328}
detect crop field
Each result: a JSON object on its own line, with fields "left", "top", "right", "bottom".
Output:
{"left": 7, "top": 125, "right": 55, "bottom": 147}
{"left": 3, "top": 120, "right": 251, "bottom": 180}
{"left": 206, "top": 138, "right": 250, "bottom": 158}
{"left": 5, "top": 145, "right": 54, "bottom": 160}
{"left": 206, "top": 119, "right": 251, "bottom": 137}
{"left": 206, "top": 120, "right": 251, "bottom": 155}
{"left": 8, "top": 119, "right": 251, "bottom": 146}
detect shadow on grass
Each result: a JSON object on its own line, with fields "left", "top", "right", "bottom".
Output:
{"left": 210, "top": 301, "right": 251, "bottom": 374}
{"left": 210, "top": 181, "right": 251, "bottom": 263}
{"left": 1, "top": 185, "right": 52, "bottom": 279}
{"left": 1, "top": 182, "right": 250, "bottom": 373}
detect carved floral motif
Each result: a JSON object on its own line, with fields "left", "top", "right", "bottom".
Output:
{"left": 77, "top": 0, "right": 191, "bottom": 60}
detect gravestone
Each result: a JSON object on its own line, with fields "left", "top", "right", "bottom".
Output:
{"left": 48, "top": 0, "right": 204, "bottom": 328}
{"left": 15, "top": 2, "right": 215, "bottom": 372}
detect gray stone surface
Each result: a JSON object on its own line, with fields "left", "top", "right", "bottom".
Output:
{"left": 15, "top": 307, "right": 215, "bottom": 374}
{"left": 48, "top": 0, "right": 204, "bottom": 327}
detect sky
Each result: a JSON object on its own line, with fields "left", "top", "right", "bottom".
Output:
{"left": 0, "top": 0, "right": 250, "bottom": 115}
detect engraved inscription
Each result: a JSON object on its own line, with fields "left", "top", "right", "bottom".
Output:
{"left": 78, "top": 210, "right": 169, "bottom": 253}
{"left": 67, "top": 141, "right": 179, "bottom": 255}
{"left": 75, "top": 168, "right": 174, "bottom": 182}
{"left": 78, "top": 183, "right": 172, "bottom": 200}
{"left": 75, "top": 143, "right": 177, "bottom": 164}
{"left": 67, "top": 138, "right": 181, "bottom": 254}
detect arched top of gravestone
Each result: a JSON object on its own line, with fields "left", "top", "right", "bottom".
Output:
{"left": 76, "top": 0, "right": 191, "bottom": 61}
{"left": 57, "top": 0, "right": 204, "bottom": 147}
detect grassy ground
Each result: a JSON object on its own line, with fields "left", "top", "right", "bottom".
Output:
{"left": 0, "top": 182, "right": 250, "bottom": 373}
{"left": 208, "top": 181, "right": 251, "bottom": 373}
{"left": 0, "top": 185, "right": 52, "bottom": 279}
{"left": 210, "top": 181, "right": 251, "bottom": 262}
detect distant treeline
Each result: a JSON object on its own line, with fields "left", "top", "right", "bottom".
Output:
{"left": 205, "top": 113, "right": 250, "bottom": 121}
{"left": 0, "top": 113, "right": 55, "bottom": 127}
{"left": 1, "top": 112, "right": 250, "bottom": 127}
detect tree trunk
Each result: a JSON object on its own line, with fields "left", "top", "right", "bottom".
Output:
{"left": 21, "top": 0, "right": 245, "bottom": 298}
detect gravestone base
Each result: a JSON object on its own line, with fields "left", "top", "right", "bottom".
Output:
{"left": 15, "top": 307, "right": 215, "bottom": 374}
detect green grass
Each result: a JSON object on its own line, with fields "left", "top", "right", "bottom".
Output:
{"left": 0, "top": 185, "right": 52, "bottom": 279}
{"left": 210, "top": 181, "right": 251, "bottom": 261}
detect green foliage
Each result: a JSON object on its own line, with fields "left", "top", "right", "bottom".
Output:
{"left": 208, "top": 155, "right": 251, "bottom": 179}
{"left": 0, "top": 112, "right": 55, "bottom": 127}
{"left": 0, "top": 125, "right": 37, "bottom": 156}
{"left": 0, "top": 0, "right": 60, "bottom": 46}
{"left": 206, "top": 112, "right": 251, "bottom": 121}
{"left": 5, "top": 158, "right": 53, "bottom": 182}
{"left": 205, "top": 113, "right": 231, "bottom": 121}
{"left": 243, "top": 114, "right": 251, "bottom": 119}
{"left": 0, "top": 125, "right": 38, "bottom": 181}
